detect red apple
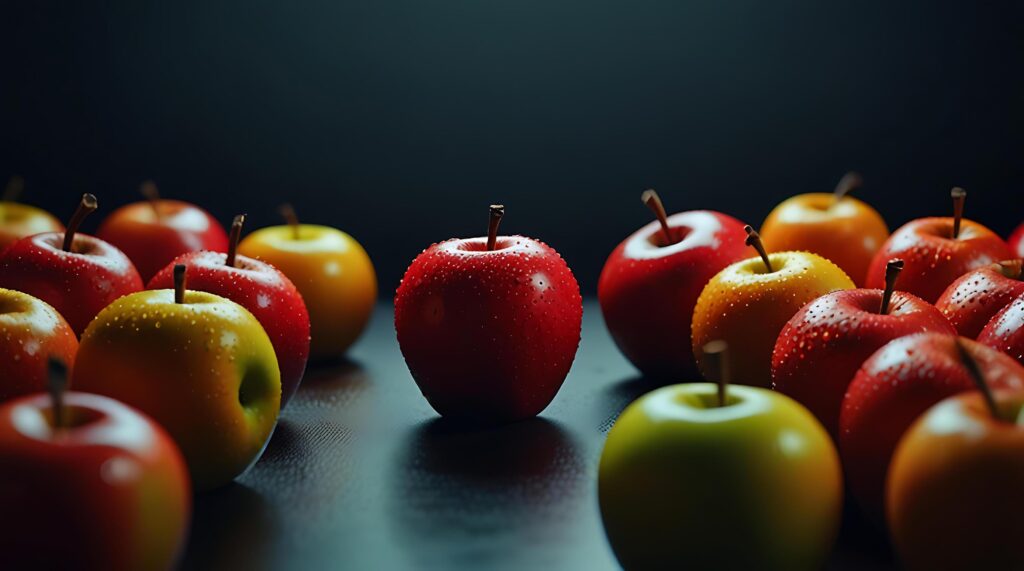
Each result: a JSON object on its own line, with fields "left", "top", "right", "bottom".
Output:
{"left": 1010, "top": 222, "right": 1024, "bottom": 258}
{"left": 394, "top": 205, "right": 582, "bottom": 423}
{"left": 839, "top": 333, "right": 1024, "bottom": 520}
{"left": 0, "top": 288, "right": 78, "bottom": 402}
{"left": 978, "top": 292, "right": 1024, "bottom": 366}
{"left": 148, "top": 214, "right": 311, "bottom": 407}
{"left": 96, "top": 181, "right": 229, "bottom": 281}
{"left": 772, "top": 260, "right": 955, "bottom": 437}
{"left": 598, "top": 190, "right": 748, "bottom": 379}
{"left": 0, "top": 363, "right": 190, "bottom": 570}
{"left": 0, "top": 194, "right": 143, "bottom": 335}
{"left": 865, "top": 188, "right": 1012, "bottom": 303}
{"left": 935, "top": 260, "right": 1024, "bottom": 338}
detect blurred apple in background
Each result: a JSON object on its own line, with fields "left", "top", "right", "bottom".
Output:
{"left": 0, "top": 176, "right": 63, "bottom": 251}
{"left": 935, "top": 260, "right": 1024, "bottom": 338}
{"left": 1010, "top": 222, "right": 1024, "bottom": 258}
{"left": 0, "top": 288, "right": 77, "bottom": 402}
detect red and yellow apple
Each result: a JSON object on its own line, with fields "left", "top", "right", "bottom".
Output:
{"left": 0, "top": 288, "right": 78, "bottom": 402}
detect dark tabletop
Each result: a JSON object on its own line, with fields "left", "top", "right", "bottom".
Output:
{"left": 181, "top": 301, "right": 897, "bottom": 571}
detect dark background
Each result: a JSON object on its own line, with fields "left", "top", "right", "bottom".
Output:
{"left": 3, "top": 1, "right": 1023, "bottom": 295}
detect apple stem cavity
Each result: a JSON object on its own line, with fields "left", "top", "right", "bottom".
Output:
{"left": 641, "top": 189, "right": 676, "bottom": 246}
{"left": 955, "top": 338, "right": 1002, "bottom": 421}
{"left": 47, "top": 358, "right": 68, "bottom": 431}
{"left": 702, "top": 340, "right": 730, "bottom": 407}
{"left": 140, "top": 180, "right": 163, "bottom": 221}
{"left": 62, "top": 193, "right": 98, "bottom": 252}
{"left": 744, "top": 225, "right": 773, "bottom": 272}
{"left": 487, "top": 204, "right": 505, "bottom": 251}
{"left": 280, "top": 203, "right": 300, "bottom": 240}
{"left": 832, "top": 171, "right": 863, "bottom": 204}
{"left": 951, "top": 187, "right": 966, "bottom": 239}
{"left": 997, "top": 259, "right": 1023, "bottom": 280}
{"left": 879, "top": 259, "right": 905, "bottom": 315}
{"left": 226, "top": 213, "right": 246, "bottom": 268}
{"left": 174, "top": 264, "right": 187, "bottom": 304}
{"left": 3, "top": 175, "right": 24, "bottom": 203}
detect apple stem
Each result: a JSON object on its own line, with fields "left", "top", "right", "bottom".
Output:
{"left": 832, "top": 171, "right": 863, "bottom": 204}
{"left": 955, "top": 338, "right": 1001, "bottom": 421}
{"left": 640, "top": 189, "right": 676, "bottom": 246}
{"left": 951, "top": 187, "right": 966, "bottom": 239}
{"left": 702, "top": 340, "right": 730, "bottom": 407}
{"left": 62, "top": 193, "right": 98, "bottom": 252}
{"left": 3, "top": 175, "right": 24, "bottom": 203}
{"left": 879, "top": 259, "right": 905, "bottom": 315}
{"left": 280, "top": 203, "right": 300, "bottom": 240}
{"left": 140, "top": 180, "right": 163, "bottom": 221}
{"left": 226, "top": 214, "right": 246, "bottom": 268}
{"left": 997, "top": 259, "right": 1023, "bottom": 280}
{"left": 174, "top": 264, "right": 187, "bottom": 304}
{"left": 487, "top": 204, "right": 504, "bottom": 251}
{"left": 47, "top": 358, "right": 68, "bottom": 431}
{"left": 744, "top": 225, "right": 773, "bottom": 272}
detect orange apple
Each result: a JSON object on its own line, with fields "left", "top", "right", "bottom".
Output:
{"left": 759, "top": 172, "right": 888, "bottom": 286}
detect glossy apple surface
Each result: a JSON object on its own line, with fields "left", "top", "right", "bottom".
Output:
{"left": 149, "top": 252, "right": 310, "bottom": 407}
{"left": 0, "top": 288, "right": 78, "bottom": 402}
{"left": 692, "top": 251, "right": 854, "bottom": 387}
{"left": 760, "top": 192, "right": 888, "bottom": 286}
{"left": 395, "top": 235, "right": 582, "bottom": 423}
{"left": 598, "top": 210, "right": 748, "bottom": 380}
{"left": 0, "top": 391, "right": 190, "bottom": 570}
{"left": 1010, "top": 222, "right": 1024, "bottom": 258}
{"left": 0, "top": 232, "right": 143, "bottom": 335}
{"left": 935, "top": 260, "right": 1024, "bottom": 338}
{"left": 839, "top": 333, "right": 1024, "bottom": 520}
{"left": 239, "top": 224, "right": 376, "bottom": 360}
{"left": 0, "top": 201, "right": 63, "bottom": 251}
{"left": 97, "top": 199, "right": 229, "bottom": 281}
{"left": 978, "top": 292, "right": 1024, "bottom": 365}
{"left": 866, "top": 217, "right": 1012, "bottom": 303}
{"left": 772, "top": 288, "right": 954, "bottom": 436}
{"left": 71, "top": 288, "right": 281, "bottom": 490}
{"left": 888, "top": 390, "right": 1024, "bottom": 571}
{"left": 599, "top": 383, "right": 842, "bottom": 570}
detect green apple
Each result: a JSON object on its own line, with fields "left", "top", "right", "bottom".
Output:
{"left": 599, "top": 383, "right": 842, "bottom": 570}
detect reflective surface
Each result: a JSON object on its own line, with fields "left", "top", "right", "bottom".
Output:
{"left": 182, "top": 302, "right": 896, "bottom": 570}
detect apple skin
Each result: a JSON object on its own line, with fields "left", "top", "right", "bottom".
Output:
{"left": 96, "top": 199, "right": 229, "bottom": 282}
{"left": 935, "top": 260, "right": 1024, "bottom": 338}
{"left": 599, "top": 383, "right": 842, "bottom": 571}
{"left": 692, "top": 251, "right": 854, "bottom": 388}
{"left": 395, "top": 235, "right": 582, "bottom": 423}
{"left": 759, "top": 192, "right": 889, "bottom": 287}
{"left": 978, "top": 293, "right": 1024, "bottom": 366}
{"left": 148, "top": 252, "right": 310, "bottom": 408}
{"left": 1010, "top": 222, "right": 1024, "bottom": 258}
{"left": 866, "top": 217, "right": 1012, "bottom": 303}
{"left": 598, "top": 210, "right": 748, "bottom": 380}
{"left": 238, "top": 224, "right": 377, "bottom": 360}
{"left": 839, "top": 333, "right": 1024, "bottom": 521}
{"left": 0, "top": 232, "right": 144, "bottom": 335}
{"left": 71, "top": 289, "right": 281, "bottom": 491}
{"left": 888, "top": 390, "right": 1024, "bottom": 571}
{"left": 0, "top": 288, "right": 78, "bottom": 402}
{"left": 0, "top": 201, "right": 63, "bottom": 251}
{"left": 0, "top": 391, "right": 190, "bottom": 570}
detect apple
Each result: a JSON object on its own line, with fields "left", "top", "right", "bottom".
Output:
{"left": 772, "top": 259, "right": 955, "bottom": 436}
{"left": 598, "top": 189, "right": 748, "bottom": 379}
{"left": 865, "top": 188, "right": 1012, "bottom": 303}
{"left": 238, "top": 204, "right": 376, "bottom": 360}
{"left": 599, "top": 342, "right": 842, "bottom": 570}
{"left": 96, "top": 181, "right": 229, "bottom": 281}
{"left": 1010, "top": 222, "right": 1024, "bottom": 258}
{"left": 149, "top": 214, "right": 310, "bottom": 407}
{"left": 759, "top": 171, "right": 889, "bottom": 286}
{"left": 888, "top": 357, "right": 1024, "bottom": 570}
{"left": 71, "top": 264, "right": 281, "bottom": 490}
{"left": 0, "top": 361, "right": 190, "bottom": 570}
{"left": 0, "top": 176, "right": 63, "bottom": 251}
{"left": 935, "top": 259, "right": 1024, "bottom": 338}
{"left": 691, "top": 226, "right": 854, "bottom": 387}
{"left": 394, "top": 205, "right": 582, "bottom": 423}
{"left": 0, "top": 288, "right": 78, "bottom": 402}
{"left": 978, "top": 292, "right": 1024, "bottom": 366}
{"left": 839, "top": 333, "right": 1024, "bottom": 521}
{"left": 0, "top": 194, "right": 144, "bottom": 335}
